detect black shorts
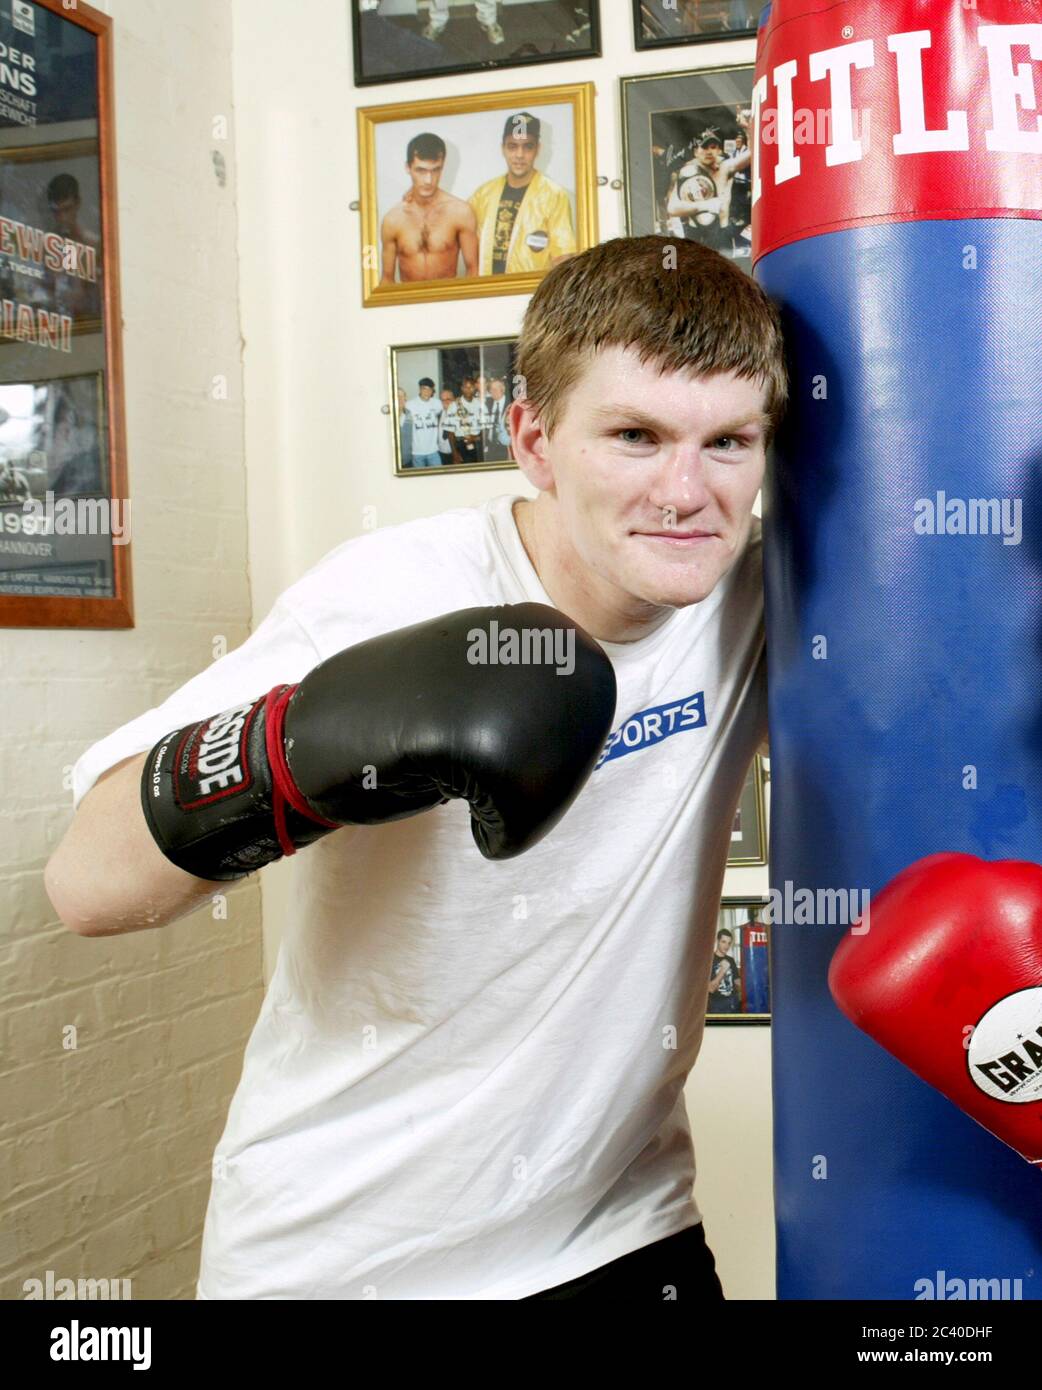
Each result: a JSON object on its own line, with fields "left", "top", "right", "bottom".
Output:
{"left": 519, "top": 1221, "right": 725, "bottom": 1301}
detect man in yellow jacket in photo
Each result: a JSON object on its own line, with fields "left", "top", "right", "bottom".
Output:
{"left": 469, "top": 111, "right": 577, "bottom": 276}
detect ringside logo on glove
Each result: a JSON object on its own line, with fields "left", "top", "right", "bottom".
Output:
{"left": 140, "top": 602, "right": 618, "bottom": 881}
{"left": 151, "top": 701, "right": 258, "bottom": 808}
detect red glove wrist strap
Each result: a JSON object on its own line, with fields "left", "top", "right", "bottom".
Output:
{"left": 263, "top": 684, "right": 339, "bottom": 857}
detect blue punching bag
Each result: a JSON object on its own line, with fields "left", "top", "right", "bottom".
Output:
{"left": 754, "top": 0, "right": 1042, "bottom": 1299}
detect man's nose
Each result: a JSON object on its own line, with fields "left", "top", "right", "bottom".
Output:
{"left": 647, "top": 447, "right": 713, "bottom": 519}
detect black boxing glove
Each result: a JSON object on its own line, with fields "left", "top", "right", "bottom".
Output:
{"left": 141, "top": 602, "right": 617, "bottom": 880}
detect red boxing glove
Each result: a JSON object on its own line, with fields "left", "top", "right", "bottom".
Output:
{"left": 828, "top": 852, "right": 1042, "bottom": 1166}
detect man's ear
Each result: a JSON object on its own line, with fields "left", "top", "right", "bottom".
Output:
{"left": 508, "top": 399, "right": 553, "bottom": 491}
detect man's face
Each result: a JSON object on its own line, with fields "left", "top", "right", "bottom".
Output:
{"left": 461, "top": 380, "right": 476, "bottom": 399}
{"left": 699, "top": 142, "right": 722, "bottom": 170}
{"left": 536, "top": 344, "right": 767, "bottom": 610}
{"left": 419, "top": 384, "right": 434, "bottom": 400}
{"left": 49, "top": 194, "right": 79, "bottom": 234}
{"left": 502, "top": 135, "right": 538, "bottom": 178}
{"left": 490, "top": 380, "right": 505, "bottom": 401}
{"left": 440, "top": 389, "right": 455, "bottom": 409}
{"left": 407, "top": 156, "right": 443, "bottom": 199}
{"left": 717, "top": 935, "right": 733, "bottom": 956}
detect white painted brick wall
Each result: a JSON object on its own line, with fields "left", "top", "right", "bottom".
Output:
{"left": 0, "top": 0, "right": 259, "bottom": 1302}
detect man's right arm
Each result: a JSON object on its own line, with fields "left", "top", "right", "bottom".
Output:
{"left": 46, "top": 602, "right": 618, "bottom": 939}
{"left": 44, "top": 752, "right": 231, "bottom": 938}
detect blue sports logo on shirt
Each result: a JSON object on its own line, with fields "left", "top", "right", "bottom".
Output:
{"left": 595, "top": 691, "right": 707, "bottom": 770}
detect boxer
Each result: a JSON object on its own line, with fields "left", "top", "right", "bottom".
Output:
{"left": 46, "top": 235, "right": 786, "bottom": 1301}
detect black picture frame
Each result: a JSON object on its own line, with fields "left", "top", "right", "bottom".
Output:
{"left": 352, "top": 1, "right": 601, "bottom": 89}
{"left": 620, "top": 63, "right": 755, "bottom": 273}
{"left": 632, "top": 0, "right": 758, "bottom": 51}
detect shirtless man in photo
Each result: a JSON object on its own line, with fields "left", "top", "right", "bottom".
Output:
{"left": 380, "top": 131, "right": 479, "bottom": 283}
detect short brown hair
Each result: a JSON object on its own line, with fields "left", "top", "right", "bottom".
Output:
{"left": 514, "top": 236, "right": 788, "bottom": 444}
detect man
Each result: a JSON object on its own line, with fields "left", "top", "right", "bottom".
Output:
{"left": 707, "top": 928, "right": 742, "bottom": 1015}
{"left": 403, "top": 377, "right": 443, "bottom": 468}
{"left": 483, "top": 376, "right": 511, "bottom": 461}
{"left": 45, "top": 235, "right": 785, "bottom": 1301}
{"left": 446, "top": 374, "right": 484, "bottom": 464}
{"left": 437, "top": 385, "right": 459, "bottom": 464}
{"left": 381, "top": 132, "right": 479, "bottom": 283}
{"left": 727, "top": 120, "right": 753, "bottom": 258}
{"left": 397, "top": 386, "right": 413, "bottom": 468}
{"left": 668, "top": 127, "right": 751, "bottom": 254}
{"left": 43, "top": 172, "right": 102, "bottom": 321}
{"left": 469, "top": 112, "right": 576, "bottom": 276}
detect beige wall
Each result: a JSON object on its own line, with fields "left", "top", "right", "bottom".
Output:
{"left": 2, "top": 0, "right": 259, "bottom": 1300}
{"left": 230, "top": 0, "right": 774, "bottom": 1299}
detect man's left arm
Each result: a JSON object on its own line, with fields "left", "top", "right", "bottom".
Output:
{"left": 548, "top": 188, "right": 577, "bottom": 263}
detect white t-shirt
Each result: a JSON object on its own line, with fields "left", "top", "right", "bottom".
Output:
{"left": 404, "top": 395, "right": 442, "bottom": 455}
{"left": 72, "top": 493, "right": 768, "bottom": 1301}
{"left": 438, "top": 403, "right": 458, "bottom": 454}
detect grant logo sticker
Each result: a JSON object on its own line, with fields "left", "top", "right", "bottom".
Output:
{"left": 968, "top": 987, "right": 1042, "bottom": 1104}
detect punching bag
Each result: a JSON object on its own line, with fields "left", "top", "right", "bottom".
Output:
{"left": 755, "top": 0, "right": 1042, "bottom": 1298}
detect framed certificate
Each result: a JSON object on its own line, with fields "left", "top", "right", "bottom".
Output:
{"left": 0, "top": 0, "right": 130, "bottom": 628}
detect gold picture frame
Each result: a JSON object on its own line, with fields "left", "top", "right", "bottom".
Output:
{"left": 358, "top": 83, "right": 598, "bottom": 308}
{"left": 727, "top": 752, "right": 768, "bottom": 866}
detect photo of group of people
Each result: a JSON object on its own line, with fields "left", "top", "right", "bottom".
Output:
{"left": 392, "top": 337, "right": 517, "bottom": 474}
{"left": 651, "top": 102, "right": 752, "bottom": 261}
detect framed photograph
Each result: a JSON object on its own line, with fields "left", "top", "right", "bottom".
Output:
{"left": 727, "top": 752, "right": 767, "bottom": 865}
{"left": 390, "top": 336, "right": 518, "bottom": 476}
{"left": 0, "top": 0, "right": 130, "bottom": 629}
{"left": 620, "top": 64, "right": 754, "bottom": 272}
{"left": 633, "top": 0, "right": 758, "bottom": 50}
{"left": 352, "top": 1, "right": 600, "bottom": 88}
{"left": 707, "top": 897, "right": 770, "bottom": 1023}
{"left": 358, "top": 83, "right": 596, "bottom": 306}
